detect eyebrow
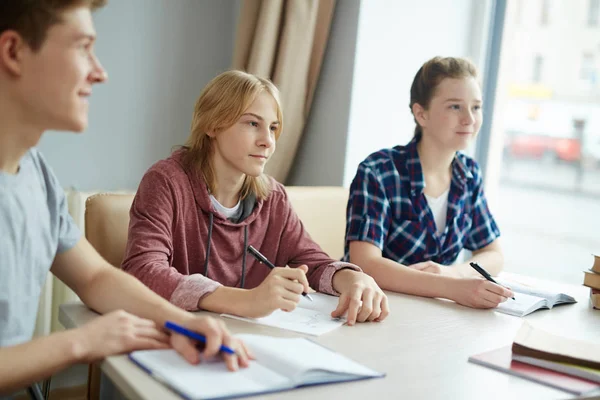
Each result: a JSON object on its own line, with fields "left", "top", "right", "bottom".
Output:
{"left": 73, "top": 33, "right": 96, "bottom": 42}
{"left": 242, "top": 113, "right": 280, "bottom": 124}
{"left": 444, "top": 98, "right": 482, "bottom": 103}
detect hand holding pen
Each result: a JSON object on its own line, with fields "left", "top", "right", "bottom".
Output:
{"left": 247, "top": 245, "right": 314, "bottom": 301}
{"left": 164, "top": 320, "right": 253, "bottom": 371}
{"left": 245, "top": 245, "right": 314, "bottom": 317}
{"left": 469, "top": 262, "right": 516, "bottom": 300}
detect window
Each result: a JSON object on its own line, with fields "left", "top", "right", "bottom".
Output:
{"left": 486, "top": 0, "right": 600, "bottom": 286}
{"left": 515, "top": 0, "right": 523, "bottom": 26}
{"left": 540, "top": 0, "right": 550, "bottom": 25}
{"left": 589, "top": 0, "right": 600, "bottom": 26}
{"left": 532, "top": 55, "right": 544, "bottom": 83}
{"left": 580, "top": 53, "right": 596, "bottom": 83}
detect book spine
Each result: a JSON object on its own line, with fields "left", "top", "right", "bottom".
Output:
{"left": 591, "top": 288, "right": 600, "bottom": 310}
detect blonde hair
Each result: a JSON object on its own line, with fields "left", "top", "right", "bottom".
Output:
{"left": 182, "top": 70, "right": 283, "bottom": 201}
{"left": 409, "top": 56, "right": 479, "bottom": 138}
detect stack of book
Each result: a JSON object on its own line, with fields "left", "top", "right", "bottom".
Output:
{"left": 584, "top": 254, "right": 600, "bottom": 310}
{"left": 469, "top": 322, "right": 600, "bottom": 396}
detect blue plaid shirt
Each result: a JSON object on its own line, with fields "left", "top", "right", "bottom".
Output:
{"left": 344, "top": 137, "right": 500, "bottom": 265}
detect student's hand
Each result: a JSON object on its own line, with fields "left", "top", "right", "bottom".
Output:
{"left": 331, "top": 269, "right": 389, "bottom": 325}
{"left": 246, "top": 265, "right": 311, "bottom": 317}
{"left": 449, "top": 278, "right": 514, "bottom": 309}
{"left": 169, "top": 317, "right": 253, "bottom": 371}
{"left": 74, "top": 310, "right": 170, "bottom": 362}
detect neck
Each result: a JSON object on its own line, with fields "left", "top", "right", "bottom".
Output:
{"left": 416, "top": 133, "right": 456, "bottom": 177}
{"left": 0, "top": 93, "right": 44, "bottom": 174}
{"left": 210, "top": 154, "right": 245, "bottom": 208}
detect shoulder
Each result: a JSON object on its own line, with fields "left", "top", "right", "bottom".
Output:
{"left": 140, "top": 153, "right": 189, "bottom": 188}
{"left": 26, "top": 148, "right": 61, "bottom": 193}
{"left": 359, "top": 146, "right": 404, "bottom": 172}
{"left": 351, "top": 146, "right": 407, "bottom": 188}
{"left": 264, "top": 175, "right": 288, "bottom": 203}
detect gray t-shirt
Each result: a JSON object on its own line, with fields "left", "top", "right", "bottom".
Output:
{"left": 0, "top": 148, "right": 81, "bottom": 347}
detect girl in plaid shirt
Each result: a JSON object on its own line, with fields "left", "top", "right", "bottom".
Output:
{"left": 345, "top": 57, "right": 514, "bottom": 309}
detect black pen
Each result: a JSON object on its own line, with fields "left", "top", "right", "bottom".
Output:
{"left": 469, "top": 262, "right": 515, "bottom": 300}
{"left": 247, "top": 245, "right": 314, "bottom": 301}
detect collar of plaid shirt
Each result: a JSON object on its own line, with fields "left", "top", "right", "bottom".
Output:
{"left": 400, "top": 136, "right": 474, "bottom": 197}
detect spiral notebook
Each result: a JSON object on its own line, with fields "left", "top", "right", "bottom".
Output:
{"left": 129, "top": 334, "right": 384, "bottom": 400}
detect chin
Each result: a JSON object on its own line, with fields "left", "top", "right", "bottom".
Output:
{"left": 242, "top": 166, "right": 266, "bottom": 177}
{"left": 452, "top": 137, "right": 474, "bottom": 151}
{"left": 245, "top": 170, "right": 264, "bottom": 178}
{"left": 64, "top": 118, "right": 88, "bottom": 133}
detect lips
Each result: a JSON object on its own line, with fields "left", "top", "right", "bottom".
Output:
{"left": 250, "top": 155, "right": 268, "bottom": 159}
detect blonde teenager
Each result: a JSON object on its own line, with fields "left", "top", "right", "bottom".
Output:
{"left": 123, "top": 70, "right": 390, "bottom": 325}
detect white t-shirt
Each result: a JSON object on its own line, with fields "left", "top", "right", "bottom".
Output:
{"left": 424, "top": 189, "right": 449, "bottom": 237}
{"left": 209, "top": 194, "right": 242, "bottom": 220}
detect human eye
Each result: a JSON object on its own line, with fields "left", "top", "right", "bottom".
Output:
{"left": 449, "top": 104, "right": 460, "bottom": 110}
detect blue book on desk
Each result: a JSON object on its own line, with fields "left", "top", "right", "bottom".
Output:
{"left": 129, "top": 334, "right": 384, "bottom": 400}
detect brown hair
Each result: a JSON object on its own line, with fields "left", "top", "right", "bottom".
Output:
{"left": 0, "top": 0, "right": 107, "bottom": 51}
{"left": 182, "top": 70, "right": 283, "bottom": 201}
{"left": 409, "top": 56, "right": 478, "bottom": 138}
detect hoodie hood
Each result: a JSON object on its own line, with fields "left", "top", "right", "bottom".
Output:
{"left": 171, "top": 149, "right": 262, "bottom": 226}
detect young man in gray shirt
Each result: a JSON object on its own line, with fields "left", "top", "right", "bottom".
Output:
{"left": 0, "top": 0, "right": 251, "bottom": 395}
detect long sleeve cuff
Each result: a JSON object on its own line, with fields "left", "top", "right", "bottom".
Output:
{"left": 169, "top": 274, "right": 222, "bottom": 311}
{"left": 318, "top": 262, "right": 362, "bottom": 295}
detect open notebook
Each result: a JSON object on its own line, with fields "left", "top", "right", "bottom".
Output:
{"left": 494, "top": 277, "right": 576, "bottom": 317}
{"left": 129, "top": 334, "right": 384, "bottom": 400}
{"left": 221, "top": 293, "right": 344, "bottom": 336}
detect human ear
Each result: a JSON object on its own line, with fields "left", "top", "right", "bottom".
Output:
{"left": 412, "top": 103, "right": 428, "bottom": 129}
{"left": 0, "top": 31, "right": 27, "bottom": 77}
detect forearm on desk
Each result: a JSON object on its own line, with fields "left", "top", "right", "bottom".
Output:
{"left": 355, "top": 255, "right": 456, "bottom": 299}
{"left": 78, "top": 266, "right": 194, "bottom": 327}
{"left": 0, "top": 330, "right": 82, "bottom": 394}
{"left": 198, "top": 286, "right": 252, "bottom": 316}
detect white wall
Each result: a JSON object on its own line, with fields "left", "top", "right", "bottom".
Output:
{"left": 38, "top": 0, "right": 238, "bottom": 191}
{"left": 343, "top": 0, "right": 483, "bottom": 186}
{"left": 287, "top": 0, "right": 361, "bottom": 186}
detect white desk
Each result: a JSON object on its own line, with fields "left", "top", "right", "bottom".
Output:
{"left": 59, "top": 274, "right": 600, "bottom": 400}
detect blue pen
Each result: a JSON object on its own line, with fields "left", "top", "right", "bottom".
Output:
{"left": 164, "top": 321, "right": 236, "bottom": 355}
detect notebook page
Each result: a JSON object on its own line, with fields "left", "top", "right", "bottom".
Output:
{"left": 222, "top": 307, "right": 344, "bottom": 336}
{"left": 237, "top": 334, "right": 382, "bottom": 385}
{"left": 495, "top": 292, "right": 546, "bottom": 317}
{"left": 496, "top": 278, "right": 564, "bottom": 302}
{"left": 129, "top": 349, "right": 290, "bottom": 400}
{"left": 514, "top": 322, "right": 600, "bottom": 364}
{"left": 297, "top": 293, "right": 342, "bottom": 315}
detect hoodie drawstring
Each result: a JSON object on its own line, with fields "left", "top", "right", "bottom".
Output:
{"left": 203, "top": 212, "right": 248, "bottom": 289}
{"left": 240, "top": 225, "right": 248, "bottom": 288}
{"left": 204, "top": 212, "right": 214, "bottom": 277}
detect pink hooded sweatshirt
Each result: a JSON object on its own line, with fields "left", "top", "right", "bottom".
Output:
{"left": 122, "top": 151, "right": 361, "bottom": 311}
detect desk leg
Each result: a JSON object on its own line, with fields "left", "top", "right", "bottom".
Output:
{"left": 87, "top": 363, "right": 101, "bottom": 400}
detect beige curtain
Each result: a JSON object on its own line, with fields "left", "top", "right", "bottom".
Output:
{"left": 233, "top": 0, "right": 336, "bottom": 183}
